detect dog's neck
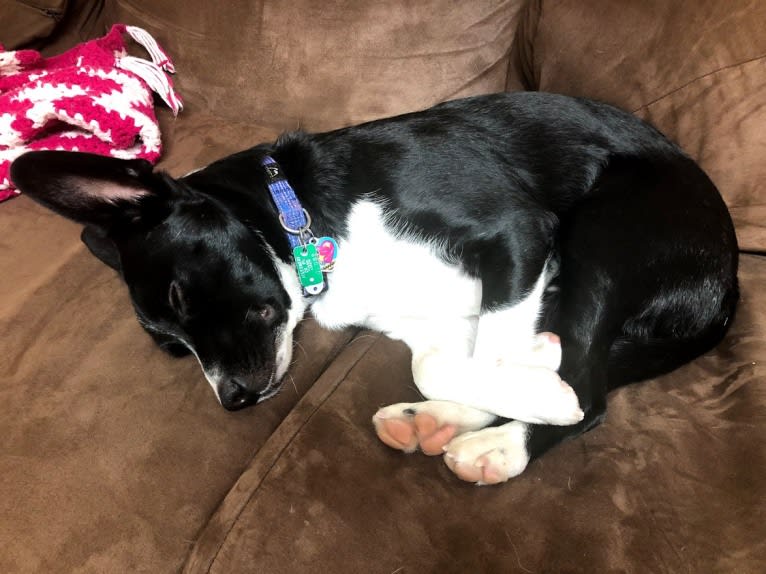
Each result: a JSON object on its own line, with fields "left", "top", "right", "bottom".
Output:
{"left": 264, "top": 131, "right": 359, "bottom": 244}
{"left": 262, "top": 154, "right": 312, "bottom": 250}
{"left": 184, "top": 131, "right": 362, "bottom": 266}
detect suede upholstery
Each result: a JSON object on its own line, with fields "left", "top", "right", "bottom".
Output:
{"left": 508, "top": 0, "right": 766, "bottom": 253}
{"left": 1, "top": 1, "right": 764, "bottom": 572}
{"left": 0, "top": 0, "right": 68, "bottom": 49}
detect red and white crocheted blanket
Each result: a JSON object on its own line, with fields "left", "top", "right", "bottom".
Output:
{"left": 0, "top": 24, "right": 182, "bottom": 202}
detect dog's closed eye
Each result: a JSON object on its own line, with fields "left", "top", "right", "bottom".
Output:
{"left": 245, "top": 304, "right": 277, "bottom": 326}
{"left": 259, "top": 304, "right": 276, "bottom": 324}
{"left": 168, "top": 280, "right": 188, "bottom": 317}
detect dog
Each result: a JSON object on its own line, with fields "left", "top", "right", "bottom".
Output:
{"left": 11, "top": 92, "right": 739, "bottom": 484}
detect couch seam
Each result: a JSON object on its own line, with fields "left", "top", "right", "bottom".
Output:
{"left": 631, "top": 52, "right": 766, "bottom": 114}
{"left": 189, "top": 331, "right": 384, "bottom": 574}
{"left": 180, "top": 326, "right": 364, "bottom": 570}
{"left": 505, "top": 0, "right": 542, "bottom": 92}
{"left": 239, "top": 325, "right": 361, "bottom": 468}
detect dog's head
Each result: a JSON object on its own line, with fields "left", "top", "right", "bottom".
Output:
{"left": 11, "top": 151, "right": 305, "bottom": 411}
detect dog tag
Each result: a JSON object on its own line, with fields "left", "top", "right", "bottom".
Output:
{"left": 315, "top": 236, "right": 339, "bottom": 272}
{"left": 293, "top": 243, "right": 325, "bottom": 295}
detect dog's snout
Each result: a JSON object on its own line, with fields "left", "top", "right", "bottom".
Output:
{"left": 218, "top": 377, "right": 260, "bottom": 411}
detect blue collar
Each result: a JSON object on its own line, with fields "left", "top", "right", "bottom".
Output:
{"left": 262, "top": 155, "right": 339, "bottom": 297}
{"left": 262, "top": 155, "right": 309, "bottom": 249}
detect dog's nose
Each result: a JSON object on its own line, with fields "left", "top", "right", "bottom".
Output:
{"left": 218, "top": 378, "right": 259, "bottom": 411}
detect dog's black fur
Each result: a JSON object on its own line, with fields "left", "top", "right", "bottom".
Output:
{"left": 11, "top": 92, "right": 739, "bottom": 465}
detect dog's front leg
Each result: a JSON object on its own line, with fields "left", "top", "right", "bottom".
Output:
{"left": 410, "top": 349, "right": 583, "bottom": 426}
{"left": 372, "top": 318, "right": 579, "bottom": 472}
{"left": 371, "top": 343, "right": 581, "bottom": 466}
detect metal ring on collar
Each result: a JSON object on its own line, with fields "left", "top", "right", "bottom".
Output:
{"left": 279, "top": 209, "right": 312, "bottom": 234}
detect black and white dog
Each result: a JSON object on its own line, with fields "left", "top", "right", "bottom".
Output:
{"left": 12, "top": 92, "right": 738, "bottom": 484}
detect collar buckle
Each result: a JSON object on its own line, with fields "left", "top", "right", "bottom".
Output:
{"left": 262, "top": 155, "right": 327, "bottom": 296}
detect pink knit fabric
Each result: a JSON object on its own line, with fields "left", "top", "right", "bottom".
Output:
{"left": 0, "top": 24, "right": 182, "bottom": 202}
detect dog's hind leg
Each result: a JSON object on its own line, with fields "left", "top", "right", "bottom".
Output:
{"left": 438, "top": 193, "right": 624, "bottom": 484}
{"left": 446, "top": 278, "right": 737, "bottom": 485}
{"left": 441, "top": 157, "right": 739, "bottom": 484}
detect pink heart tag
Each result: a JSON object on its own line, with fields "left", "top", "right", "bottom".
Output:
{"left": 316, "top": 237, "right": 338, "bottom": 271}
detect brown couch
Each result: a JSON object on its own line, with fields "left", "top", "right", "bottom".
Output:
{"left": 2, "top": 1, "right": 765, "bottom": 572}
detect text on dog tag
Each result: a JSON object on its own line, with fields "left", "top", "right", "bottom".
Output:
{"left": 293, "top": 243, "right": 325, "bottom": 292}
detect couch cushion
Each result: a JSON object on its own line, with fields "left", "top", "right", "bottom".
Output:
{"left": 0, "top": 2, "right": 525, "bottom": 566}
{"left": 0, "top": 0, "right": 69, "bottom": 49}
{"left": 0, "top": 110, "right": 357, "bottom": 573}
{"left": 185, "top": 254, "right": 766, "bottom": 573}
{"left": 104, "top": 0, "right": 524, "bottom": 131}
{"left": 0, "top": 0, "right": 107, "bottom": 54}
{"left": 507, "top": 0, "right": 766, "bottom": 252}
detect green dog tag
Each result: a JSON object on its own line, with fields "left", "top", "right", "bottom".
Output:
{"left": 293, "top": 243, "right": 325, "bottom": 295}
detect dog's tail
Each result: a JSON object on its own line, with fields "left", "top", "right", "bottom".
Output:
{"left": 606, "top": 283, "right": 739, "bottom": 388}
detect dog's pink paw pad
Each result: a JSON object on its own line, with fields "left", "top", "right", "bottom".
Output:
{"left": 442, "top": 424, "right": 530, "bottom": 485}
{"left": 538, "top": 331, "right": 560, "bottom": 345}
{"left": 374, "top": 417, "right": 418, "bottom": 453}
{"left": 475, "top": 452, "right": 513, "bottom": 485}
{"left": 416, "top": 415, "right": 457, "bottom": 455}
{"left": 528, "top": 331, "right": 562, "bottom": 371}
{"left": 443, "top": 453, "right": 508, "bottom": 484}
{"left": 373, "top": 411, "right": 456, "bottom": 456}
{"left": 444, "top": 455, "right": 484, "bottom": 483}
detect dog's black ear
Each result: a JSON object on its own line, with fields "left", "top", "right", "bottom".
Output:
{"left": 81, "top": 226, "right": 122, "bottom": 272}
{"left": 10, "top": 150, "right": 167, "bottom": 228}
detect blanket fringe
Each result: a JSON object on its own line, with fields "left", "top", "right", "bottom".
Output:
{"left": 118, "top": 25, "right": 183, "bottom": 116}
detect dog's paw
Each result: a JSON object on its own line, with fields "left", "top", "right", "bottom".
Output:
{"left": 529, "top": 331, "right": 562, "bottom": 371}
{"left": 443, "top": 422, "right": 529, "bottom": 485}
{"left": 497, "top": 331, "right": 562, "bottom": 371}
{"left": 478, "top": 364, "right": 583, "bottom": 426}
{"left": 521, "top": 371, "right": 584, "bottom": 426}
{"left": 373, "top": 401, "right": 495, "bottom": 455}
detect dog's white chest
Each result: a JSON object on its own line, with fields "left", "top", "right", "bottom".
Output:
{"left": 310, "top": 201, "right": 481, "bottom": 340}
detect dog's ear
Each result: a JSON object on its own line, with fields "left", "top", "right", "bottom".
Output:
{"left": 10, "top": 151, "right": 169, "bottom": 228}
{"left": 81, "top": 225, "right": 122, "bottom": 272}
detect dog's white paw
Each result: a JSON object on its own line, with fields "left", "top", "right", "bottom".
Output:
{"left": 528, "top": 372, "right": 583, "bottom": 426}
{"left": 498, "top": 331, "right": 562, "bottom": 371}
{"left": 373, "top": 401, "right": 495, "bottom": 455}
{"left": 529, "top": 331, "right": 562, "bottom": 371}
{"left": 443, "top": 421, "right": 530, "bottom": 485}
{"left": 482, "top": 331, "right": 579, "bottom": 424}
{"left": 488, "top": 365, "right": 583, "bottom": 426}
